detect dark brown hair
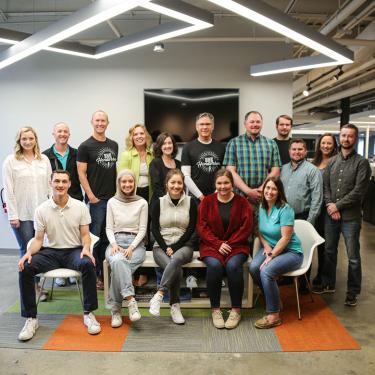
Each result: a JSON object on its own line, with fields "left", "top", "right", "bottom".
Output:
{"left": 341, "top": 123, "right": 359, "bottom": 138}
{"left": 289, "top": 138, "right": 307, "bottom": 149}
{"left": 276, "top": 114, "right": 293, "bottom": 126}
{"left": 153, "top": 132, "right": 178, "bottom": 158}
{"left": 51, "top": 169, "right": 71, "bottom": 181}
{"left": 261, "top": 177, "right": 287, "bottom": 211}
{"left": 244, "top": 110, "right": 263, "bottom": 121}
{"left": 165, "top": 169, "right": 185, "bottom": 193}
{"left": 214, "top": 168, "right": 234, "bottom": 186}
{"left": 312, "top": 133, "right": 338, "bottom": 166}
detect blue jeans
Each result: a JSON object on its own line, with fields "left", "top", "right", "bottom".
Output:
{"left": 203, "top": 253, "right": 248, "bottom": 308}
{"left": 12, "top": 220, "right": 35, "bottom": 257}
{"left": 249, "top": 249, "right": 303, "bottom": 313}
{"left": 105, "top": 234, "right": 146, "bottom": 310}
{"left": 322, "top": 214, "right": 362, "bottom": 295}
{"left": 89, "top": 200, "right": 109, "bottom": 278}
{"left": 19, "top": 247, "right": 98, "bottom": 317}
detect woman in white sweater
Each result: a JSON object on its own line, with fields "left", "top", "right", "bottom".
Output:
{"left": 105, "top": 169, "right": 148, "bottom": 327}
{"left": 2, "top": 127, "right": 52, "bottom": 257}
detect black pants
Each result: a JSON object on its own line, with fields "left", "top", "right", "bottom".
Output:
{"left": 19, "top": 247, "right": 98, "bottom": 318}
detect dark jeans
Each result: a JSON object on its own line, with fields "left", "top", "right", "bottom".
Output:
{"left": 203, "top": 253, "right": 248, "bottom": 309}
{"left": 89, "top": 199, "right": 109, "bottom": 278}
{"left": 12, "top": 220, "right": 35, "bottom": 257}
{"left": 322, "top": 214, "right": 362, "bottom": 295}
{"left": 19, "top": 247, "right": 98, "bottom": 318}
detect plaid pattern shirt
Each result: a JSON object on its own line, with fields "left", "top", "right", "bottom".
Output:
{"left": 223, "top": 133, "right": 281, "bottom": 189}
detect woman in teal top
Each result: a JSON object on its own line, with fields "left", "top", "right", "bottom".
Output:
{"left": 249, "top": 177, "right": 303, "bottom": 329}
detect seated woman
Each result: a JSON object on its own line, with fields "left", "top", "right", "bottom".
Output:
{"left": 105, "top": 169, "right": 148, "bottom": 327}
{"left": 249, "top": 177, "right": 303, "bottom": 329}
{"left": 197, "top": 169, "right": 253, "bottom": 330}
{"left": 149, "top": 169, "right": 197, "bottom": 324}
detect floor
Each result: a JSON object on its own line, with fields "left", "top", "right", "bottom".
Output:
{"left": 0, "top": 222, "right": 374, "bottom": 375}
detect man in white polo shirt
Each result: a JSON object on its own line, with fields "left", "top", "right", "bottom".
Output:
{"left": 18, "top": 170, "right": 100, "bottom": 341}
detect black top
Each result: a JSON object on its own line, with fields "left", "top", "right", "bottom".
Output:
{"left": 43, "top": 145, "right": 83, "bottom": 201}
{"left": 77, "top": 136, "right": 118, "bottom": 201}
{"left": 273, "top": 138, "right": 291, "bottom": 165}
{"left": 149, "top": 157, "right": 181, "bottom": 203}
{"left": 218, "top": 199, "right": 234, "bottom": 232}
{"left": 151, "top": 198, "right": 197, "bottom": 252}
{"left": 181, "top": 139, "right": 225, "bottom": 196}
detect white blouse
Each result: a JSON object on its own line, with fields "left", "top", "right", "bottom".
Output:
{"left": 2, "top": 154, "right": 52, "bottom": 221}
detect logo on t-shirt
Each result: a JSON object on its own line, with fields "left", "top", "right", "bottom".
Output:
{"left": 196, "top": 151, "right": 221, "bottom": 173}
{"left": 96, "top": 147, "right": 117, "bottom": 169}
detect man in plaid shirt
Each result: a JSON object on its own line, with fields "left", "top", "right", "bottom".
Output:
{"left": 224, "top": 111, "right": 281, "bottom": 230}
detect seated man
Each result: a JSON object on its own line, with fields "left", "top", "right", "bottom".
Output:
{"left": 18, "top": 169, "right": 100, "bottom": 341}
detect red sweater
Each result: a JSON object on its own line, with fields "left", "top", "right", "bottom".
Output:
{"left": 197, "top": 193, "right": 253, "bottom": 264}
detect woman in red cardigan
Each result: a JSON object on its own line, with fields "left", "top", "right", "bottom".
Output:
{"left": 197, "top": 169, "right": 253, "bottom": 329}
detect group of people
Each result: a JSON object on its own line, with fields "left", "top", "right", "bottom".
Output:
{"left": 2, "top": 109, "right": 371, "bottom": 342}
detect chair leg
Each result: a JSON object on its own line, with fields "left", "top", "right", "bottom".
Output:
{"left": 50, "top": 278, "right": 55, "bottom": 301}
{"left": 36, "top": 277, "right": 47, "bottom": 306}
{"left": 293, "top": 276, "right": 302, "bottom": 320}
{"left": 305, "top": 274, "right": 314, "bottom": 303}
{"left": 75, "top": 278, "right": 84, "bottom": 311}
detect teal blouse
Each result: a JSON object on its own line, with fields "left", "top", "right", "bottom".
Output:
{"left": 259, "top": 203, "right": 302, "bottom": 254}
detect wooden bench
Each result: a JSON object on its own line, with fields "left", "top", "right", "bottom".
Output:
{"left": 103, "top": 251, "right": 253, "bottom": 309}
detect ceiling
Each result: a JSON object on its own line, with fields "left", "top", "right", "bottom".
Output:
{"left": 0, "top": 0, "right": 374, "bottom": 127}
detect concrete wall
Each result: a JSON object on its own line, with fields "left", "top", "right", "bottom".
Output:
{"left": 0, "top": 41, "right": 292, "bottom": 249}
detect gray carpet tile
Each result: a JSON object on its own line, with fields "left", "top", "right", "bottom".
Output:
{"left": 0, "top": 313, "right": 65, "bottom": 349}
{"left": 123, "top": 317, "right": 281, "bottom": 353}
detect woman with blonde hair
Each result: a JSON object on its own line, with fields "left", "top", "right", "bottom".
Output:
{"left": 118, "top": 124, "right": 154, "bottom": 286}
{"left": 2, "top": 127, "right": 52, "bottom": 300}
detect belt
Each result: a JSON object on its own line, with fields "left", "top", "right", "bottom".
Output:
{"left": 116, "top": 231, "right": 138, "bottom": 236}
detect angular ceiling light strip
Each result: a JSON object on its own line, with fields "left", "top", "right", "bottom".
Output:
{"left": 0, "top": 0, "right": 153, "bottom": 70}
{"left": 206, "top": 0, "right": 354, "bottom": 76}
{"left": 95, "top": 0, "right": 213, "bottom": 59}
{"left": 0, "top": 0, "right": 213, "bottom": 68}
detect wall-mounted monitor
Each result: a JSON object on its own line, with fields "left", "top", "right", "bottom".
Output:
{"left": 144, "top": 88, "right": 239, "bottom": 143}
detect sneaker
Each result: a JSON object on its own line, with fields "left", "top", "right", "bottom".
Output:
{"left": 212, "top": 309, "right": 225, "bottom": 329}
{"left": 69, "top": 277, "right": 77, "bottom": 284}
{"left": 55, "top": 277, "right": 66, "bottom": 287}
{"left": 170, "top": 303, "right": 185, "bottom": 325}
{"left": 312, "top": 285, "right": 336, "bottom": 294}
{"left": 225, "top": 310, "right": 241, "bottom": 329}
{"left": 149, "top": 292, "right": 163, "bottom": 316}
{"left": 186, "top": 275, "right": 198, "bottom": 289}
{"left": 18, "top": 318, "right": 39, "bottom": 341}
{"left": 128, "top": 300, "right": 141, "bottom": 322}
{"left": 111, "top": 311, "right": 123, "bottom": 328}
{"left": 344, "top": 293, "right": 358, "bottom": 307}
{"left": 83, "top": 312, "right": 101, "bottom": 335}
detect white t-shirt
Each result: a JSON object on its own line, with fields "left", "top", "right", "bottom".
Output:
{"left": 34, "top": 197, "right": 91, "bottom": 249}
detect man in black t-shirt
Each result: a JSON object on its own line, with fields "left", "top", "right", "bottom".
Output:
{"left": 77, "top": 110, "right": 118, "bottom": 287}
{"left": 181, "top": 112, "right": 225, "bottom": 201}
{"left": 273, "top": 114, "right": 292, "bottom": 165}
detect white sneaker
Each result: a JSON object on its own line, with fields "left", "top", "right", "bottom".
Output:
{"left": 83, "top": 312, "right": 101, "bottom": 335}
{"left": 186, "top": 275, "right": 198, "bottom": 289}
{"left": 18, "top": 318, "right": 39, "bottom": 341}
{"left": 69, "top": 277, "right": 77, "bottom": 284}
{"left": 170, "top": 303, "right": 185, "bottom": 325}
{"left": 111, "top": 311, "right": 123, "bottom": 328}
{"left": 55, "top": 278, "right": 66, "bottom": 287}
{"left": 149, "top": 292, "right": 163, "bottom": 316}
{"left": 128, "top": 299, "right": 141, "bottom": 322}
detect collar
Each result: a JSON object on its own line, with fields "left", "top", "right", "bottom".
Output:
{"left": 290, "top": 159, "right": 306, "bottom": 170}
{"left": 130, "top": 147, "right": 152, "bottom": 156}
{"left": 245, "top": 133, "right": 261, "bottom": 142}
{"left": 52, "top": 144, "right": 70, "bottom": 157}
{"left": 339, "top": 149, "right": 356, "bottom": 160}
{"left": 166, "top": 191, "right": 186, "bottom": 206}
{"left": 197, "top": 138, "right": 213, "bottom": 145}
{"left": 50, "top": 196, "right": 72, "bottom": 210}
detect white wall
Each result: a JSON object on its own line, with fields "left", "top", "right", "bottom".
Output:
{"left": 0, "top": 42, "right": 292, "bottom": 249}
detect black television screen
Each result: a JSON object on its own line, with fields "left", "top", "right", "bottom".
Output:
{"left": 144, "top": 88, "right": 239, "bottom": 143}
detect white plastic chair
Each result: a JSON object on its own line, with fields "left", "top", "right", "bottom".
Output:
{"left": 26, "top": 233, "right": 99, "bottom": 308}
{"left": 253, "top": 219, "right": 325, "bottom": 320}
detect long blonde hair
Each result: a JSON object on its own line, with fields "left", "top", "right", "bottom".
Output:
{"left": 14, "top": 127, "right": 42, "bottom": 160}
{"left": 125, "top": 124, "right": 153, "bottom": 150}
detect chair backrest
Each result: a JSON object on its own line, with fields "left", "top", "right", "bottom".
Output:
{"left": 251, "top": 220, "right": 324, "bottom": 272}
{"left": 294, "top": 219, "right": 325, "bottom": 272}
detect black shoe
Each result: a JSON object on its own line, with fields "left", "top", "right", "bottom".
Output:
{"left": 312, "top": 276, "right": 322, "bottom": 287}
{"left": 344, "top": 294, "right": 358, "bottom": 307}
{"left": 312, "top": 285, "right": 336, "bottom": 294}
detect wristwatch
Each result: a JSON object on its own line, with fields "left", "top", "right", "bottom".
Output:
{"left": 267, "top": 252, "right": 273, "bottom": 258}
